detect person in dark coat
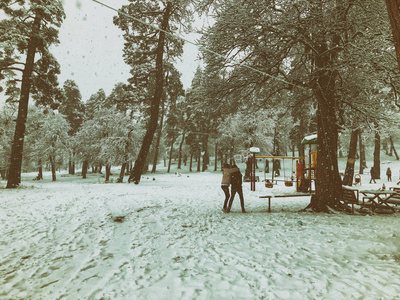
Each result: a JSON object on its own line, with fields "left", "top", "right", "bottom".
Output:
{"left": 387, "top": 167, "right": 392, "bottom": 182}
{"left": 226, "top": 164, "right": 246, "bottom": 213}
{"left": 369, "top": 166, "right": 376, "bottom": 184}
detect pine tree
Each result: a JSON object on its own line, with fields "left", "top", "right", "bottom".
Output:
{"left": 114, "top": 0, "right": 193, "bottom": 184}
{"left": 0, "top": 0, "right": 65, "bottom": 188}
{"left": 59, "top": 80, "right": 84, "bottom": 175}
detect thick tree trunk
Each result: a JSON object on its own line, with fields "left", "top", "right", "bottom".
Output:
{"left": 306, "top": 1, "right": 345, "bottom": 212}
{"left": 308, "top": 57, "right": 342, "bottom": 210}
{"left": 390, "top": 136, "right": 399, "bottom": 160}
{"left": 177, "top": 133, "right": 185, "bottom": 169}
{"left": 343, "top": 130, "right": 359, "bottom": 186}
{"left": 82, "top": 160, "right": 88, "bottom": 179}
{"left": 129, "top": 2, "right": 172, "bottom": 184}
{"left": 189, "top": 152, "right": 193, "bottom": 172}
{"left": 359, "top": 131, "right": 366, "bottom": 174}
{"left": 385, "top": 0, "right": 400, "bottom": 72}
{"left": 6, "top": 11, "right": 42, "bottom": 188}
{"left": 373, "top": 130, "right": 381, "bottom": 179}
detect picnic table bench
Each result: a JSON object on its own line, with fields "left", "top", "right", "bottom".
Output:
{"left": 259, "top": 192, "right": 314, "bottom": 212}
{"left": 341, "top": 186, "right": 359, "bottom": 214}
{"left": 360, "top": 189, "right": 396, "bottom": 213}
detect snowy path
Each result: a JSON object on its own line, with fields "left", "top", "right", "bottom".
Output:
{"left": 1, "top": 172, "right": 400, "bottom": 299}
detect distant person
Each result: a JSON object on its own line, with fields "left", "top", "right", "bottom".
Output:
{"left": 227, "top": 164, "right": 246, "bottom": 213}
{"left": 221, "top": 163, "right": 233, "bottom": 212}
{"left": 386, "top": 167, "right": 392, "bottom": 182}
{"left": 369, "top": 166, "right": 376, "bottom": 184}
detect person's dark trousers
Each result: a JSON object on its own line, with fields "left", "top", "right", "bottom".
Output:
{"left": 227, "top": 186, "right": 245, "bottom": 212}
{"left": 221, "top": 185, "right": 230, "bottom": 210}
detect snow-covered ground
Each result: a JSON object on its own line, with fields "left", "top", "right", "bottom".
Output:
{"left": 1, "top": 162, "right": 400, "bottom": 299}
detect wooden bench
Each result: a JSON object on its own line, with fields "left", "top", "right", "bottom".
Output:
{"left": 341, "top": 186, "right": 359, "bottom": 214}
{"left": 259, "top": 193, "right": 314, "bottom": 212}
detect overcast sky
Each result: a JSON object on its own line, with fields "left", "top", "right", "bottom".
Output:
{"left": 53, "top": 0, "right": 201, "bottom": 101}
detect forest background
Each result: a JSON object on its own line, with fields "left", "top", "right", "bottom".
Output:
{"left": 1, "top": 0, "right": 400, "bottom": 212}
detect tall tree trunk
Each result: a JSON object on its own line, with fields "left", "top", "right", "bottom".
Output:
{"left": 167, "top": 135, "right": 175, "bottom": 173}
{"left": 343, "top": 129, "right": 359, "bottom": 186}
{"left": 359, "top": 131, "right": 366, "bottom": 174}
{"left": 118, "top": 162, "right": 126, "bottom": 183}
{"left": 68, "top": 152, "right": 75, "bottom": 175}
{"left": 202, "top": 136, "right": 209, "bottom": 172}
{"left": 306, "top": 2, "right": 344, "bottom": 212}
{"left": 373, "top": 130, "right": 381, "bottom": 179}
{"left": 6, "top": 11, "right": 42, "bottom": 188}
{"left": 50, "top": 154, "right": 56, "bottom": 182}
{"left": 177, "top": 133, "right": 185, "bottom": 169}
{"left": 129, "top": 2, "right": 172, "bottom": 184}
{"left": 152, "top": 100, "right": 165, "bottom": 173}
{"left": 390, "top": 136, "right": 399, "bottom": 160}
{"left": 197, "top": 150, "right": 201, "bottom": 172}
{"left": 385, "top": 0, "right": 400, "bottom": 72}
{"left": 189, "top": 152, "right": 193, "bottom": 172}
{"left": 82, "top": 160, "right": 88, "bottom": 179}
{"left": 38, "top": 159, "right": 43, "bottom": 180}
{"left": 214, "top": 142, "right": 218, "bottom": 171}
{"left": 105, "top": 165, "right": 111, "bottom": 182}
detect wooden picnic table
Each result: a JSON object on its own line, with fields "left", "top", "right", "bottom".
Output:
{"left": 259, "top": 192, "right": 314, "bottom": 212}
{"left": 360, "top": 189, "right": 396, "bottom": 212}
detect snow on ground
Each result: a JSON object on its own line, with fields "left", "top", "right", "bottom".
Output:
{"left": 1, "top": 163, "right": 400, "bottom": 300}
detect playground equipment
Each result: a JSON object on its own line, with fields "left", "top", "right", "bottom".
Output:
{"left": 248, "top": 134, "right": 317, "bottom": 192}
{"left": 258, "top": 156, "right": 303, "bottom": 186}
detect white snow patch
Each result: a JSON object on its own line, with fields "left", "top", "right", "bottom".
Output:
{"left": 1, "top": 169, "right": 400, "bottom": 299}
